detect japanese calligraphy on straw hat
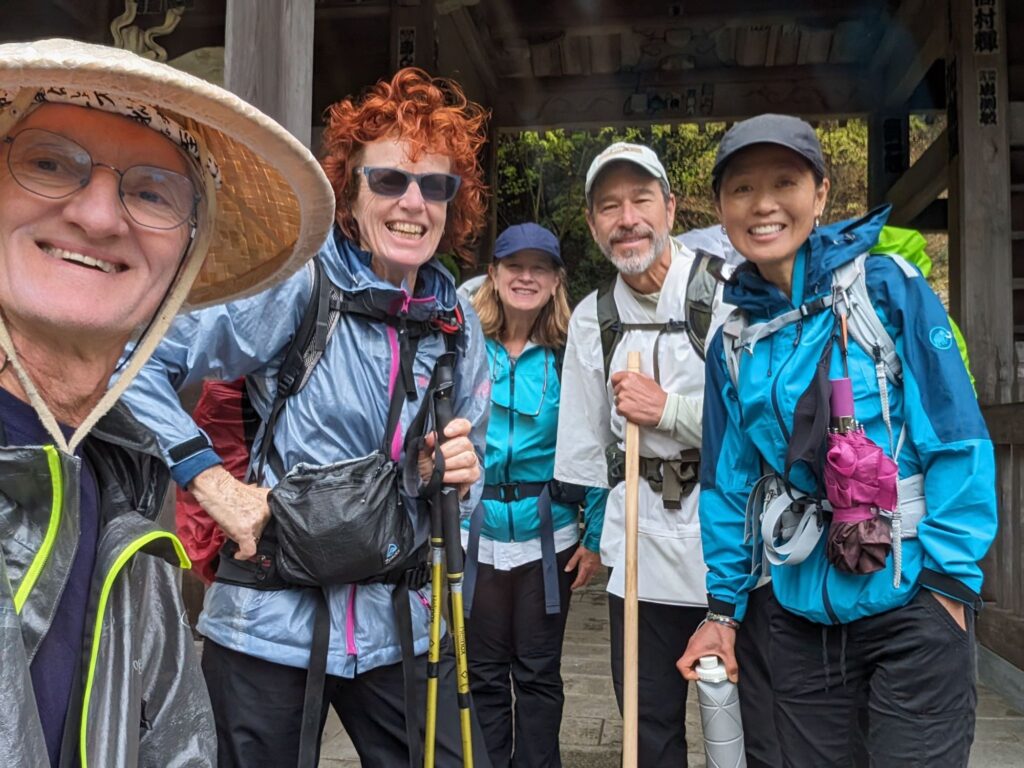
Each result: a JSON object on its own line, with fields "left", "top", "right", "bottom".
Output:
{"left": 0, "top": 38, "right": 336, "bottom": 310}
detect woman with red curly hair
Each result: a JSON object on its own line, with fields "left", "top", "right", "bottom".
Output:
{"left": 122, "top": 68, "right": 494, "bottom": 767}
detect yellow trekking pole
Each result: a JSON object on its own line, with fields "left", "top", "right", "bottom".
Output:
{"left": 424, "top": 483, "right": 445, "bottom": 767}
{"left": 432, "top": 352, "right": 474, "bottom": 767}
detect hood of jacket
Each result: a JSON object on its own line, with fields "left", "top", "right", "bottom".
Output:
{"left": 320, "top": 227, "right": 461, "bottom": 323}
{"left": 723, "top": 204, "right": 891, "bottom": 319}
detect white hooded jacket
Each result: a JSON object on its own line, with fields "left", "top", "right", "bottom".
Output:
{"left": 554, "top": 238, "right": 730, "bottom": 605}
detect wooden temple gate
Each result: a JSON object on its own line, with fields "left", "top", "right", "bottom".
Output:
{"left": 5, "top": 0, "right": 1024, "bottom": 705}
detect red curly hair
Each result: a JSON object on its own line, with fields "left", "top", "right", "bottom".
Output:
{"left": 322, "top": 68, "right": 489, "bottom": 266}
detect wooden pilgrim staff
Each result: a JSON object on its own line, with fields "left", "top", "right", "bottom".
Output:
{"left": 622, "top": 351, "right": 641, "bottom": 768}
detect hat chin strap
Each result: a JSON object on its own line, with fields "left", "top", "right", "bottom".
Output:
{"left": 0, "top": 233, "right": 204, "bottom": 455}
{"left": 70, "top": 190, "right": 215, "bottom": 452}
{"left": 0, "top": 316, "right": 72, "bottom": 453}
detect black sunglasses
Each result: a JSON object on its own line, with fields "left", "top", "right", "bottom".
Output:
{"left": 359, "top": 166, "right": 462, "bottom": 203}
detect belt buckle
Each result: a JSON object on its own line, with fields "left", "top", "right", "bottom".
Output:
{"left": 499, "top": 483, "right": 518, "bottom": 503}
{"left": 642, "top": 458, "right": 664, "bottom": 493}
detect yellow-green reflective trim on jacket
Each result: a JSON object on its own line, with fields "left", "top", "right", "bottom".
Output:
{"left": 13, "top": 445, "right": 63, "bottom": 613}
{"left": 79, "top": 531, "right": 190, "bottom": 768}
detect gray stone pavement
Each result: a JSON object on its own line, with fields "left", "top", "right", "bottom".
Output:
{"left": 319, "top": 572, "right": 1024, "bottom": 767}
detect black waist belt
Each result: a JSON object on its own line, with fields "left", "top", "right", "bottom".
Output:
{"left": 466, "top": 481, "right": 563, "bottom": 618}
{"left": 481, "top": 481, "right": 548, "bottom": 503}
{"left": 605, "top": 447, "right": 700, "bottom": 510}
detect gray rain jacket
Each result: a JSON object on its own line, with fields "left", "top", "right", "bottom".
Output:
{"left": 0, "top": 404, "right": 215, "bottom": 768}
{"left": 121, "top": 227, "right": 490, "bottom": 676}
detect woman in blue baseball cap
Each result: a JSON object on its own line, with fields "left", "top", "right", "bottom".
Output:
{"left": 678, "top": 113, "right": 994, "bottom": 767}
{"left": 464, "top": 222, "right": 607, "bottom": 767}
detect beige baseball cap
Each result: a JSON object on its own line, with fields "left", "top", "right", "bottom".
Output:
{"left": 585, "top": 141, "right": 669, "bottom": 203}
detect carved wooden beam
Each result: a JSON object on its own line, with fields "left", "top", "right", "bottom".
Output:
{"left": 491, "top": 66, "right": 870, "bottom": 129}
{"left": 485, "top": 0, "right": 872, "bottom": 39}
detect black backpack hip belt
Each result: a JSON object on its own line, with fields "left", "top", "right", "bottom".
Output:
{"left": 605, "top": 445, "right": 700, "bottom": 510}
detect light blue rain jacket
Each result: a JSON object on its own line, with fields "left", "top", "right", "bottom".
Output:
{"left": 464, "top": 339, "right": 606, "bottom": 556}
{"left": 121, "top": 227, "right": 490, "bottom": 676}
{"left": 700, "top": 206, "right": 996, "bottom": 625}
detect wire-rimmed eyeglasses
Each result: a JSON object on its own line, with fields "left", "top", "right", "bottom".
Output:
{"left": 2, "top": 127, "right": 199, "bottom": 230}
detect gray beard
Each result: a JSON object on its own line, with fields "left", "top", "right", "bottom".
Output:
{"left": 600, "top": 230, "right": 670, "bottom": 275}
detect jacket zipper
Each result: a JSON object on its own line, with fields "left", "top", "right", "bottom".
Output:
{"left": 505, "top": 355, "right": 517, "bottom": 542}
{"left": 13, "top": 445, "right": 63, "bottom": 613}
{"left": 770, "top": 320, "right": 803, "bottom": 444}
{"left": 80, "top": 530, "right": 191, "bottom": 768}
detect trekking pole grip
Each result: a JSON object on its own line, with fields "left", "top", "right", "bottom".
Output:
{"left": 431, "top": 353, "right": 464, "bottom": 571}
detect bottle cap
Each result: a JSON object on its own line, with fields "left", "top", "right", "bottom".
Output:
{"left": 696, "top": 655, "right": 729, "bottom": 683}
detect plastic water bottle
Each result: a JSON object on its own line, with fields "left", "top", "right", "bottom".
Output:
{"left": 696, "top": 655, "right": 746, "bottom": 768}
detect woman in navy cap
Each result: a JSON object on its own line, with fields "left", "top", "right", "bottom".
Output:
{"left": 464, "top": 223, "right": 607, "bottom": 767}
{"left": 678, "top": 114, "right": 994, "bottom": 767}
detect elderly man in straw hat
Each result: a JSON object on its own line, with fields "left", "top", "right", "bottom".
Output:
{"left": 0, "top": 38, "right": 335, "bottom": 767}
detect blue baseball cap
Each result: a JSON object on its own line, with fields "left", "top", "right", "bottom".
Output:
{"left": 493, "top": 223, "right": 563, "bottom": 266}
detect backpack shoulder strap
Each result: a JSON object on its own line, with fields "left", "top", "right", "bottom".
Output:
{"left": 278, "top": 256, "right": 339, "bottom": 398}
{"left": 684, "top": 248, "right": 732, "bottom": 361}
{"left": 833, "top": 253, "right": 902, "bottom": 385}
{"left": 553, "top": 344, "right": 566, "bottom": 380}
{"left": 721, "top": 308, "right": 748, "bottom": 389}
{"left": 595, "top": 277, "right": 621, "bottom": 382}
{"left": 596, "top": 272, "right": 690, "bottom": 383}
{"left": 254, "top": 256, "right": 341, "bottom": 481}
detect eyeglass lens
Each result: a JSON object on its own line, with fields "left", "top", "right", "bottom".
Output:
{"left": 6, "top": 128, "right": 197, "bottom": 229}
{"left": 363, "top": 167, "right": 461, "bottom": 203}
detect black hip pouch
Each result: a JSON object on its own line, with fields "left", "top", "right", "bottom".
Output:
{"left": 268, "top": 451, "right": 416, "bottom": 587}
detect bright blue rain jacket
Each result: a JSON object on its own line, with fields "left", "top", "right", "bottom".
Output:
{"left": 121, "top": 227, "right": 490, "bottom": 676}
{"left": 464, "top": 339, "right": 606, "bottom": 557}
{"left": 700, "top": 206, "right": 996, "bottom": 624}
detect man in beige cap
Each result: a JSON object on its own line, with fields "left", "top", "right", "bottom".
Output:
{"left": 555, "top": 142, "right": 727, "bottom": 766}
{"left": 0, "top": 38, "right": 334, "bottom": 767}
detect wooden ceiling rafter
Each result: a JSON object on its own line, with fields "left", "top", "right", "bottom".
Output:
{"left": 868, "top": 0, "right": 948, "bottom": 109}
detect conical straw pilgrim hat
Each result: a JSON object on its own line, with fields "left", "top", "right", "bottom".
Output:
{"left": 0, "top": 38, "right": 336, "bottom": 308}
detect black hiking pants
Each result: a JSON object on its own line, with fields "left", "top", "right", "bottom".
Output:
{"left": 465, "top": 545, "right": 576, "bottom": 768}
{"left": 735, "top": 582, "right": 785, "bottom": 768}
{"left": 770, "top": 588, "right": 977, "bottom": 767}
{"left": 608, "top": 593, "right": 705, "bottom": 767}
{"left": 201, "top": 636, "right": 492, "bottom": 768}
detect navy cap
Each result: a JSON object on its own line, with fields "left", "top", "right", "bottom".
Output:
{"left": 712, "top": 114, "right": 826, "bottom": 184}
{"left": 493, "top": 223, "right": 563, "bottom": 266}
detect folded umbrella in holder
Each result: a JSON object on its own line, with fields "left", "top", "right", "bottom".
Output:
{"left": 824, "top": 376, "right": 898, "bottom": 574}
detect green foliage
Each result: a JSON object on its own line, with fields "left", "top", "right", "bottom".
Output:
{"left": 816, "top": 120, "right": 868, "bottom": 221}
